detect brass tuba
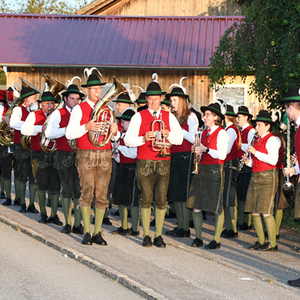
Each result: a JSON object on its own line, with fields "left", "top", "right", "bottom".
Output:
{"left": 39, "top": 74, "right": 66, "bottom": 153}
{"left": 88, "top": 77, "right": 127, "bottom": 147}
{"left": 151, "top": 119, "right": 171, "bottom": 158}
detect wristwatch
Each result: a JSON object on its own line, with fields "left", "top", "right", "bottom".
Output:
{"left": 206, "top": 148, "right": 210, "bottom": 153}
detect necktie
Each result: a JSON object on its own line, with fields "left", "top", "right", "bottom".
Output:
{"left": 206, "top": 128, "right": 211, "bottom": 137}
{"left": 153, "top": 111, "right": 157, "bottom": 118}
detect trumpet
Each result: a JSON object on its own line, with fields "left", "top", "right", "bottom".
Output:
{"left": 151, "top": 119, "right": 171, "bottom": 158}
{"left": 192, "top": 133, "right": 200, "bottom": 174}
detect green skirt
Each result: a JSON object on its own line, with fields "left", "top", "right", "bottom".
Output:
{"left": 245, "top": 168, "right": 278, "bottom": 214}
{"left": 186, "top": 164, "right": 224, "bottom": 215}
{"left": 223, "top": 159, "right": 238, "bottom": 207}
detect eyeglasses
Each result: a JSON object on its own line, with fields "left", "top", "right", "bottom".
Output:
{"left": 204, "top": 113, "right": 213, "bottom": 117}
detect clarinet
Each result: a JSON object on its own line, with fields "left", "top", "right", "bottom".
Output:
{"left": 233, "top": 132, "right": 258, "bottom": 182}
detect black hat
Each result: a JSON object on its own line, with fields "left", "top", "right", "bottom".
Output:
{"left": 201, "top": 102, "right": 225, "bottom": 120}
{"left": 145, "top": 82, "right": 166, "bottom": 96}
{"left": 280, "top": 87, "right": 300, "bottom": 103}
{"left": 237, "top": 105, "right": 253, "bottom": 118}
{"left": 20, "top": 86, "right": 40, "bottom": 100}
{"left": 40, "top": 91, "right": 56, "bottom": 102}
{"left": 253, "top": 110, "right": 274, "bottom": 123}
{"left": 166, "top": 87, "right": 190, "bottom": 103}
{"left": 113, "top": 92, "right": 134, "bottom": 104}
{"left": 225, "top": 105, "right": 237, "bottom": 117}
{"left": 190, "top": 107, "right": 204, "bottom": 128}
{"left": 7, "top": 87, "right": 13, "bottom": 92}
{"left": 135, "top": 92, "right": 147, "bottom": 104}
{"left": 62, "top": 84, "right": 85, "bottom": 99}
{"left": 161, "top": 94, "right": 171, "bottom": 106}
{"left": 116, "top": 109, "right": 135, "bottom": 121}
{"left": 81, "top": 73, "right": 106, "bottom": 88}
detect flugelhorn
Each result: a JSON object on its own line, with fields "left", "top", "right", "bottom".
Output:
{"left": 151, "top": 119, "right": 171, "bottom": 158}
{"left": 192, "top": 133, "right": 200, "bottom": 174}
{"left": 89, "top": 77, "right": 127, "bottom": 148}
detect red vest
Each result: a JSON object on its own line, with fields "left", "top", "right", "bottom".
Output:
{"left": 56, "top": 107, "right": 74, "bottom": 152}
{"left": 171, "top": 122, "right": 192, "bottom": 153}
{"left": 225, "top": 124, "right": 240, "bottom": 161}
{"left": 295, "top": 126, "right": 300, "bottom": 166}
{"left": 31, "top": 110, "right": 47, "bottom": 152}
{"left": 119, "top": 134, "right": 136, "bottom": 164}
{"left": 14, "top": 105, "right": 29, "bottom": 144}
{"left": 276, "top": 141, "right": 284, "bottom": 170}
{"left": 200, "top": 127, "right": 224, "bottom": 165}
{"left": 252, "top": 132, "right": 276, "bottom": 172}
{"left": 137, "top": 109, "right": 171, "bottom": 160}
{"left": 236, "top": 125, "right": 254, "bottom": 158}
{"left": 77, "top": 101, "right": 111, "bottom": 150}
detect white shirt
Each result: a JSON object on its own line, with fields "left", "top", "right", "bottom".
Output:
{"left": 293, "top": 117, "right": 300, "bottom": 175}
{"left": 241, "top": 123, "right": 256, "bottom": 152}
{"left": 124, "top": 108, "right": 183, "bottom": 147}
{"left": 45, "top": 106, "right": 72, "bottom": 139}
{"left": 225, "top": 122, "right": 238, "bottom": 154}
{"left": 0, "top": 105, "right": 4, "bottom": 122}
{"left": 21, "top": 110, "right": 46, "bottom": 136}
{"left": 183, "top": 112, "right": 199, "bottom": 144}
{"left": 114, "top": 131, "right": 137, "bottom": 163}
{"left": 201, "top": 125, "right": 229, "bottom": 160}
{"left": 66, "top": 98, "right": 119, "bottom": 141}
{"left": 10, "top": 106, "right": 30, "bottom": 130}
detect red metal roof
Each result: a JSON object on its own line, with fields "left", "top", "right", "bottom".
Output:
{"left": 0, "top": 13, "right": 244, "bottom": 69}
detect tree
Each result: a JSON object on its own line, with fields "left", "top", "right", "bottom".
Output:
{"left": 208, "top": 0, "right": 300, "bottom": 108}
{"left": 0, "top": 0, "right": 92, "bottom": 14}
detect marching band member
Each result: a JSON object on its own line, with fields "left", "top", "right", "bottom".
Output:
{"left": 280, "top": 87, "right": 300, "bottom": 287}
{"left": 165, "top": 83, "right": 198, "bottom": 238}
{"left": 10, "top": 86, "right": 40, "bottom": 213}
{"left": 45, "top": 81, "right": 85, "bottom": 234}
{"left": 160, "top": 95, "right": 172, "bottom": 112}
{"left": 21, "top": 91, "right": 62, "bottom": 225}
{"left": 245, "top": 110, "right": 279, "bottom": 251}
{"left": 112, "top": 109, "right": 139, "bottom": 236}
{"left": 221, "top": 105, "right": 241, "bottom": 238}
{"left": 186, "top": 102, "right": 229, "bottom": 249}
{"left": 66, "top": 69, "right": 118, "bottom": 245}
{"left": 125, "top": 80, "right": 183, "bottom": 248}
{"left": 236, "top": 106, "right": 256, "bottom": 230}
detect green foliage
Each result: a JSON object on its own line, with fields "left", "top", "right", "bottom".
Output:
{"left": 208, "top": 0, "right": 300, "bottom": 109}
{"left": 0, "top": 0, "right": 91, "bottom": 14}
{"left": 0, "top": 70, "right": 6, "bottom": 85}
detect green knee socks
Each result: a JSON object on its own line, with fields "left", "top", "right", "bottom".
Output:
{"left": 61, "top": 197, "right": 72, "bottom": 226}
{"left": 130, "top": 206, "right": 140, "bottom": 232}
{"left": 155, "top": 207, "right": 166, "bottom": 237}
{"left": 37, "top": 190, "right": 46, "bottom": 215}
{"left": 193, "top": 211, "right": 203, "bottom": 240}
{"left": 264, "top": 215, "right": 277, "bottom": 247}
{"left": 81, "top": 206, "right": 91, "bottom": 234}
{"left": 118, "top": 205, "right": 128, "bottom": 230}
{"left": 253, "top": 214, "right": 265, "bottom": 245}
{"left": 141, "top": 207, "right": 151, "bottom": 237}
{"left": 214, "top": 210, "right": 225, "bottom": 243}
{"left": 73, "top": 198, "right": 82, "bottom": 228}
{"left": 94, "top": 208, "right": 105, "bottom": 235}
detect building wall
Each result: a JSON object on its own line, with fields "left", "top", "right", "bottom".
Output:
{"left": 79, "top": 0, "right": 243, "bottom": 16}
{"left": 7, "top": 67, "right": 259, "bottom": 114}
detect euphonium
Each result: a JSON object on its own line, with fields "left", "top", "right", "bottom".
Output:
{"left": 88, "top": 77, "right": 127, "bottom": 147}
{"left": 151, "top": 119, "right": 171, "bottom": 158}
{"left": 20, "top": 134, "right": 31, "bottom": 152}
{"left": 192, "top": 133, "right": 200, "bottom": 174}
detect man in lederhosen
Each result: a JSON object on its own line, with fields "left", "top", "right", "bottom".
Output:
{"left": 21, "top": 91, "right": 62, "bottom": 224}
{"left": 124, "top": 81, "right": 183, "bottom": 247}
{"left": 10, "top": 86, "right": 40, "bottom": 213}
{"left": 281, "top": 87, "right": 300, "bottom": 287}
{"left": 45, "top": 82, "right": 85, "bottom": 234}
{"left": 66, "top": 70, "right": 118, "bottom": 245}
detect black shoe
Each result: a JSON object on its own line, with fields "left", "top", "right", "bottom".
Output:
{"left": 46, "top": 199, "right": 51, "bottom": 207}
{"left": 259, "top": 242, "right": 278, "bottom": 252}
{"left": 19, "top": 204, "right": 27, "bottom": 213}
{"left": 102, "top": 217, "right": 112, "bottom": 225}
{"left": 0, "top": 192, "right": 6, "bottom": 199}
{"left": 38, "top": 213, "right": 48, "bottom": 223}
{"left": 150, "top": 218, "right": 155, "bottom": 227}
{"left": 191, "top": 238, "right": 203, "bottom": 247}
{"left": 221, "top": 229, "right": 228, "bottom": 237}
{"left": 205, "top": 240, "right": 220, "bottom": 249}
{"left": 112, "top": 227, "right": 130, "bottom": 235}
{"left": 173, "top": 228, "right": 190, "bottom": 238}
{"left": 111, "top": 209, "right": 120, "bottom": 216}
{"left": 72, "top": 224, "right": 84, "bottom": 235}
{"left": 92, "top": 232, "right": 107, "bottom": 245}
{"left": 249, "top": 241, "right": 263, "bottom": 250}
{"left": 48, "top": 215, "right": 63, "bottom": 225}
{"left": 288, "top": 277, "right": 300, "bottom": 287}
{"left": 153, "top": 235, "right": 166, "bottom": 248}
{"left": 237, "top": 222, "right": 249, "bottom": 230}
{"left": 142, "top": 235, "right": 152, "bottom": 247}
{"left": 221, "top": 229, "right": 238, "bottom": 238}
{"left": 27, "top": 204, "right": 39, "bottom": 213}
{"left": 61, "top": 224, "right": 71, "bottom": 234}
{"left": 14, "top": 198, "right": 21, "bottom": 206}
{"left": 2, "top": 198, "right": 11, "bottom": 206}
{"left": 165, "top": 227, "right": 179, "bottom": 236}
{"left": 128, "top": 228, "right": 139, "bottom": 236}
{"left": 82, "top": 232, "right": 92, "bottom": 245}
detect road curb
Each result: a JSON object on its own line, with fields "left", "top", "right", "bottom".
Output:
{"left": 0, "top": 213, "right": 167, "bottom": 300}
